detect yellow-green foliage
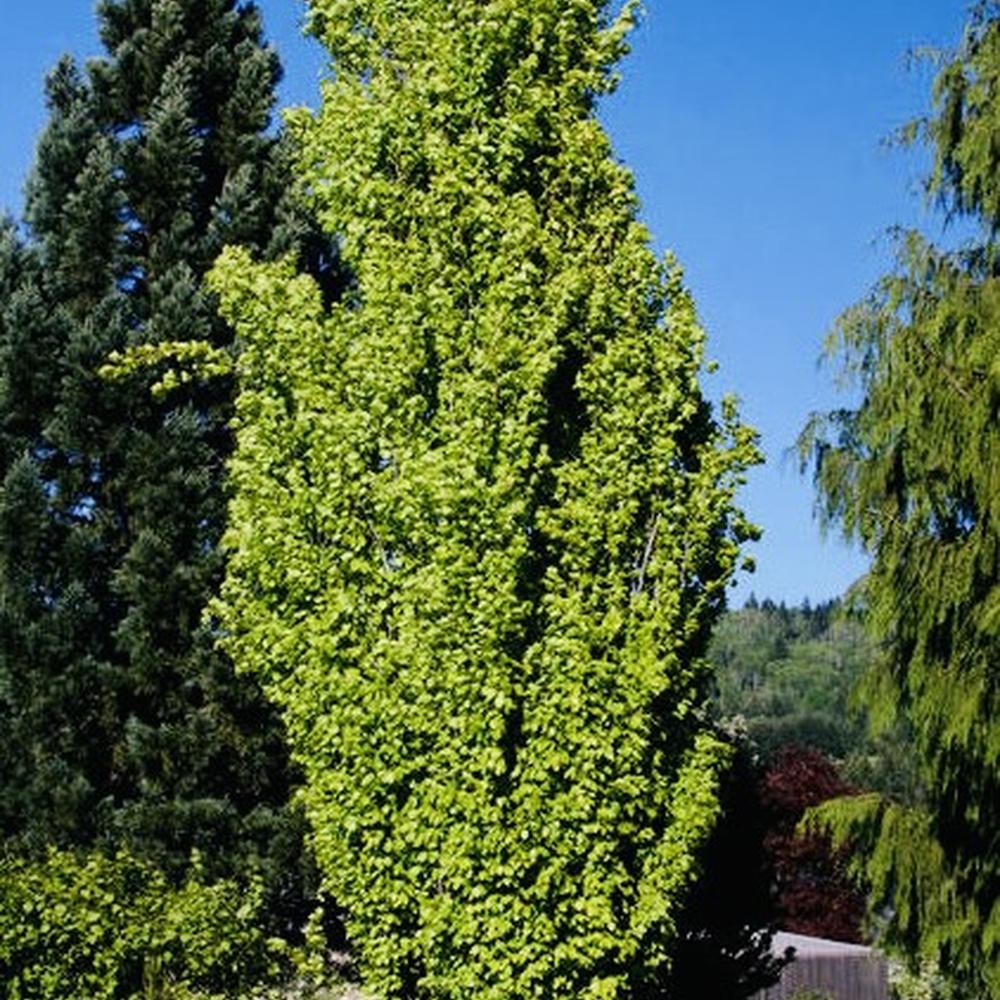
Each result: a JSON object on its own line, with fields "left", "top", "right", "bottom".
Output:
{"left": 208, "top": 2, "right": 760, "bottom": 997}
{"left": 100, "top": 341, "right": 233, "bottom": 400}
{"left": 0, "top": 849, "right": 280, "bottom": 999}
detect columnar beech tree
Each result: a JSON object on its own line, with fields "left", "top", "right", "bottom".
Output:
{"left": 0, "top": 0, "right": 325, "bottom": 905}
{"left": 801, "top": 4, "right": 1000, "bottom": 994}
{"left": 210, "top": 1, "right": 759, "bottom": 996}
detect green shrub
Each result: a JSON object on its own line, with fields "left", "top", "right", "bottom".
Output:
{"left": 888, "top": 959, "right": 958, "bottom": 1000}
{"left": 0, "top": 848, "right": 282, "bottom": 999}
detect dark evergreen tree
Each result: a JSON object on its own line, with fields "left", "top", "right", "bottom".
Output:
{"left": 0, "top": 0, "right": 333, "bottom": 924}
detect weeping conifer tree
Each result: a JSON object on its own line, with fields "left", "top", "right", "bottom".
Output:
{"left": 0, "top": 0, "right": 333, "bottom": 916}
{"left": 209, "top": 0, "right": 760, "bottom": 996}
{"left": 800, "top": 4, "right": 1000, "bottom": 994}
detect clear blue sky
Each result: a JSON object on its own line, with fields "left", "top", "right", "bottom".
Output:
{"left": 0, "top": 0, "right": 968, "bottom": 605}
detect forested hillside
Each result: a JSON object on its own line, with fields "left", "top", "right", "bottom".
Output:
{"left": 709, "top": 598, "right": 869, "bottom": 761}
{"left": 706, "top": 599, "right": 933, "bottom": 947}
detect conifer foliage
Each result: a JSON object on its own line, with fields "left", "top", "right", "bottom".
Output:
{"left": 210, "top": 1, "right": 760, "bottom": 996}
{"left": 801, "top": 4, "right": 1000, "bottom": 993}
{"left": 0, "top": 0, "right": 318, "bottom": 899}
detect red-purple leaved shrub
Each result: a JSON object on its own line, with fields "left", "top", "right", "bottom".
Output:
{"left": 760, "top": 745, "right": 866, "bottom": 943}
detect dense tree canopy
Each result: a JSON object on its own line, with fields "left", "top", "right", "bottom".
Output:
{"left": 209, "top": 0, "right": 760, "bottom": 996}
{"left": 800, "top": 4, "right": 1000, "bottom": 993}
{"left": 0, "top": 0, "right": 331, "bottom": 921}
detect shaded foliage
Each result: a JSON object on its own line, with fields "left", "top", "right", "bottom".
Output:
{"left": 666, "top": 735, "right": 791, "bottom": 999}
